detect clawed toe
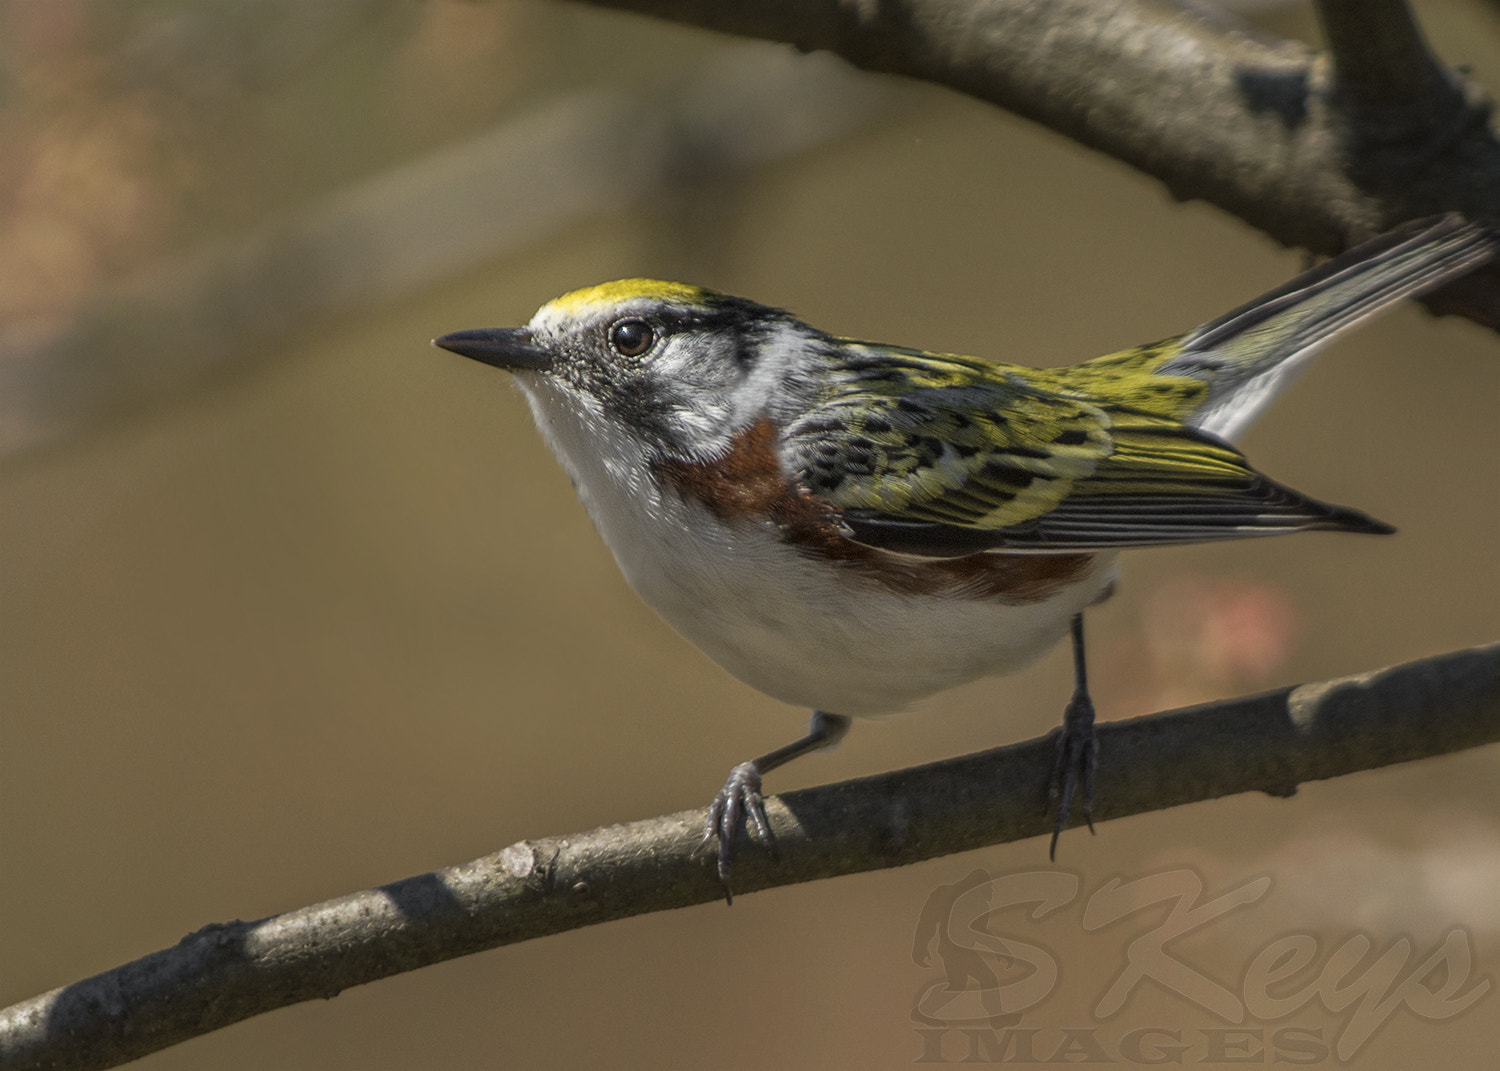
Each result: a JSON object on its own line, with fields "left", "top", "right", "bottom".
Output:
{"left": 697, "top": 761, "right": 774, "bottom": 903}
{"left": 693, "top": 713, "right": 850, "bottom": 903}
{"left": 1048, "top": 691, "right": 1097, "bottom": 860}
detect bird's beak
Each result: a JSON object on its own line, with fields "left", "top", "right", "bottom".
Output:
{"left": 432, "top": 328, "right": 553, "bottom": 372}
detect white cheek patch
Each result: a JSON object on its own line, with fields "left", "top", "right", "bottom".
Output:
{"left": 729, "top": 322, "right": 811, "bottom": 426}
{"left": 643, "top": 335, "right": 745, "bottom": 456}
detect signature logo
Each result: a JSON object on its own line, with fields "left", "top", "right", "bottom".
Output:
{"left": 911, "top": 867, "right": 1488, "bottom": 1064}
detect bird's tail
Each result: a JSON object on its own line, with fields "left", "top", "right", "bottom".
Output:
{"left": 1158, "top": 214, "right": 1496, "bottom": 442}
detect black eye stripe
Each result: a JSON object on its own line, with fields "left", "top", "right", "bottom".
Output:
{"left": 603, "top": 298, "right": 795, "bottom": 366}
{"left": 653, "top": 296, "right": 791, "bottom": 334}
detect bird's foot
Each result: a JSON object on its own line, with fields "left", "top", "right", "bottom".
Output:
{"left": 696, "top": 761, "right": 775, "bottom": 903}
{"left": 1048, "top": 690, "right": 1097, "bottom": 860}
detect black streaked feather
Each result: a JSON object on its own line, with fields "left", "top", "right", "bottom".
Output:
{"left": 841, "top": 473, "right": 1392, "bottom": 557}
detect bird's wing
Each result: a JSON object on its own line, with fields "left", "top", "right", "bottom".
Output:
{"left": 784, "top": 346, "right": 1390, "bottom": 558}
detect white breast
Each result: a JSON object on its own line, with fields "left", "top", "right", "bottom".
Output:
{"left": 611, "top": 495, "right": 1118, "bottom": 715}
{"left": 517, "top": 378, "right": 1117, "bottom": 716}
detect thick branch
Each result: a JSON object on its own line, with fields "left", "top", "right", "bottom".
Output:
{"left": 577, "top": 0, "right": 1500, "bottom": 328}
{"left": 3, "top": 643, "right": 1498, "bottom": 1071}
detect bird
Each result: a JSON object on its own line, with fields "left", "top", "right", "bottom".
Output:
{"left": 433, "top": 214, "right": 1495, "bottom": 900}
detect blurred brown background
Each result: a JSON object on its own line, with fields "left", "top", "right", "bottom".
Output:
{"left": 1, "top": 1, "right": 1498, "bottom": 1067}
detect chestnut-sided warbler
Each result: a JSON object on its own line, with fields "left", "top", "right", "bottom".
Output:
{"left": 435, "top": 215, "right": 1494, "bottom": 897}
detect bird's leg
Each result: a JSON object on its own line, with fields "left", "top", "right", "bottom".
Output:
{"left": 699, "top": 710, "right": 851, "bottom": 903}
{"left": 1048, "top": 613, "right": 1097, "bottom": 859}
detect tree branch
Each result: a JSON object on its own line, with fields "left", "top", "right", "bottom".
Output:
{"left": 574, "top": 0, "right": 1500, "bottom": 329}
{"left": 3, "top": 643, "right": 1498, "bottom": 1071}
{"left": 1312, "top": 0, "right": 1495, "bottom": 323}
{"left": 1316, "top": 0, "right": 1460, "bottom": 113}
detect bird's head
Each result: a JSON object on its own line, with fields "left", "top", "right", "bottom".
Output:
{"left": 434, "top": 279, "right": 821, "bottom": 466}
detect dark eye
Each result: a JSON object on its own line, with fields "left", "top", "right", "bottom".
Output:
{"left": 608, "top": 318, "right": 655, "bottom": 357}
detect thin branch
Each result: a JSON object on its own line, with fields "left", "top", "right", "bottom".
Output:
{"left": 575, "top": 0, "right": 1500, "bottom": 329}
{"left": 3, "top": 643, "right": 1498, "bottom": 1071}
